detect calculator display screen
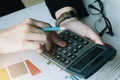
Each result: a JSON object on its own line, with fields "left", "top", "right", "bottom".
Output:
{"left": 73, "top": 47, "right": 103, "bottom": 70}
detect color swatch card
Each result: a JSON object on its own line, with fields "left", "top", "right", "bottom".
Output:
{"left": 8, "top": 61, "right": 28, "bottom": 79}
{"left": 0, "top": 50, "right": 79, "bottom": 80}
{"left": 1, "top": 49, "right": 119, "bottom": 80}
{"left": 0, "top": 68, "right": 10, "bottom": 80}
{"left": 25, "top": 60, "right": 41, "bottom": 76}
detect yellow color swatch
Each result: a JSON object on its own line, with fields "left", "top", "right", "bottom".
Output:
{"left": 0, "top": 68, "right": 10, "bottom": 80}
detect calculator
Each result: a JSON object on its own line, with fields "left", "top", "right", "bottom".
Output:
{"left": 41, "top": 29, "right": 116, "bottom": 79}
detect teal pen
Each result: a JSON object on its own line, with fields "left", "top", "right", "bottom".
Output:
{"left": 41, "top": 27, "right": 65, "bottom": 31}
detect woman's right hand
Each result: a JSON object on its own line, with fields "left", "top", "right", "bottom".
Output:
{"left": 0, "top": 18, "right": 66, "bottom": 54}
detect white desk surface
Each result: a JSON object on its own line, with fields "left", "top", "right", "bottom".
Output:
{"left": 0, "top": 2, "right": 55, "bottom": 29}
{"left": 0, "top": 2, "right": 120, "bottom": 80}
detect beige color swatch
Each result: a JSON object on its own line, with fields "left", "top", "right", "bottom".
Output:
{"left": 8, "top": 62, "right": 28, "bottom": 79}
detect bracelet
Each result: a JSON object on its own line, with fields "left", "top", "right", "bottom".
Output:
{"left": 56, "top": 11, "right": 78, "bottom": 26}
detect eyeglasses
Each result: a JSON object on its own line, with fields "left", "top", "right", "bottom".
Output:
{"left": 88, "top": 0, "right": 113, "bottom": 37}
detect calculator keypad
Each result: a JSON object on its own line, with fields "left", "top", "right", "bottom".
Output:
{"left": 51, "top": 30, "right": 89, "bottom": 65}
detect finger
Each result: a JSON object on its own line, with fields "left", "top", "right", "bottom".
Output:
{"left": 35, "top": 42, "right": 46, "bottom": 53}
{"left": 44, "top": 36, "right": 52, "bottom": 50}
{"left": 28, "top": 25, "right": 44, "bottom": 33}
{"left": 86, "top": 29, "right": 104, "bottom": 45}
{"left": 23, "top": 41, "right": 45, "bottom": 53}
{"left": 25, "top": 32, "right": 48, "bottom": 42}
{"left": 94, "top": 37, "right": 104, "bottom": 45}
{"left": 25, "top": 32, "right": 52, "bottom": 50}
{"left": 50, "top": 33, "right": 67, "bottom": 47}
{"left": 31, "top": 19, "right": 51, "bottom": 28}
{"left": 34, "top": 21, "right": 50, "bottom": 28}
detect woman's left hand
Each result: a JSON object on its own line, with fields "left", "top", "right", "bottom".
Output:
{"left": 59, "top": 18, "right": 104, "bottom": 45}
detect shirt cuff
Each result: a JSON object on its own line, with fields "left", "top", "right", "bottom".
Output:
{"left": 45, "top": 0, "right": 89, "bottom": 19}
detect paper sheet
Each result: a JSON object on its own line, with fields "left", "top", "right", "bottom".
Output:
{"left": 0, "top": 50, "right": 119, "bottom": 80}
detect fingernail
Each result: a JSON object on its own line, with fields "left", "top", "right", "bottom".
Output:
{"left": 60, "top": 41, "right": 67, "bottom": 47}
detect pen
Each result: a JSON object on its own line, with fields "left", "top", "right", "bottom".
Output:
{"left": 40, "top": 27, "right": 66, "bottom": 31}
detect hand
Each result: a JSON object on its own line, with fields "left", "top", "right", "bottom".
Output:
{"left": 59, "top": 18, "right": 104, "bottom": 45}
{"left": 0, "top": 18, "right": 66, "bottom": 54}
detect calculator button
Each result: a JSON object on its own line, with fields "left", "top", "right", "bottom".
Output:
{"left": 57, "top": 47, "right": 63, "bottom": 52}
{"left": 67, "top": 45, "right": 73, "bottom": 50}
{"left": 62, "top": 50, "right": 67, "bottom": 54}
{"left": 66, "top": 52, "right": 73, "bottom": 57}
{"left": 68, "top": 39, "right": 73, "bottom": 43}
{"left": 77, "top": 45, "right": 83, "bottom": 49}
{"left": 56, "top": 54, "right": 62, "bottom": 59}
{"left": 71, "top": 55, "right": 77, "bottom": 59}
{"left": 73, "top": 41, "right": 78, "bottom": 46}
{"left": 78, "top": 38, "right": 84, "bottom": 42}
{"left": 60, "top": 57, "right": 66, "bottom": 62}
{"left": 64, "top": 30, "right": 70, "bottom": 34}
{"left": 65, "top": 60, "right": 71, "bottom": 65}
{"left": 83, "top": 40, "right": 89, "bottom": 45}
{"left": 72, "top": 48, "right": 78, "bottom": 53}
{"left": 74, "top": 35, "right": 79, "bottom": 39}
